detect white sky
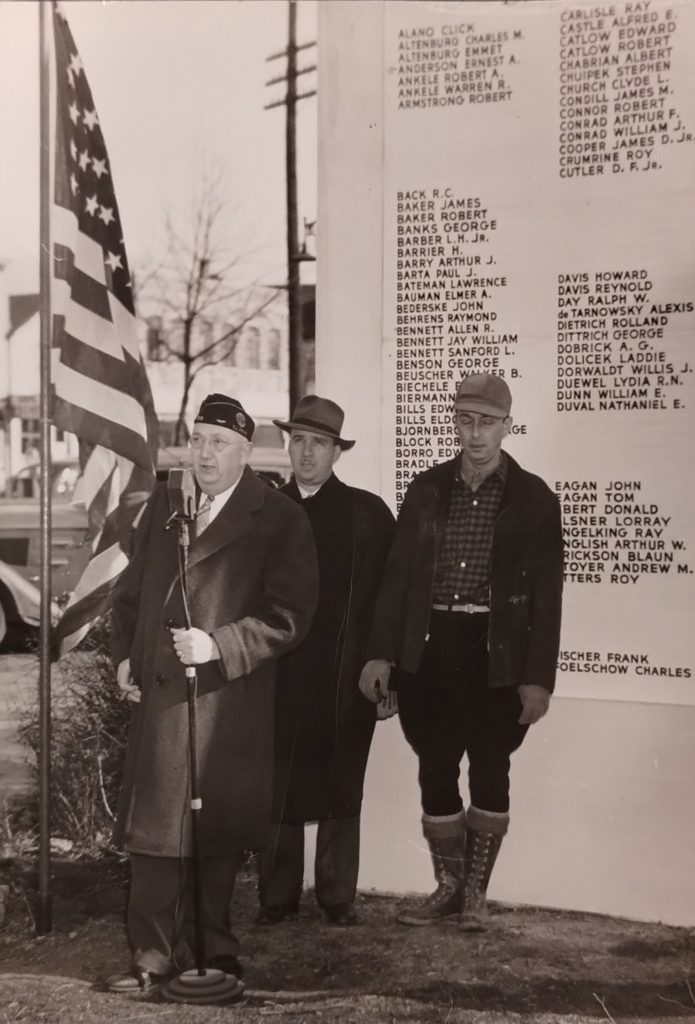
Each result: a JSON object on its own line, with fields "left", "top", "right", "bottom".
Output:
{"left": 0, "top": 0, "right": 318, "bottom": 298}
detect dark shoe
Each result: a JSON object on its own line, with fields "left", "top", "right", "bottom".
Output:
{"left": 208, "top": 954, "right": 243, "bottom": 979}
{"left": 255, "top": 903, "right": 298, "bottom": 925}
{"left": 325, "top": 902, "right": 357, "bottom": 926}
{"left": 105, "top": 966, "right": 166, "bottom": 994}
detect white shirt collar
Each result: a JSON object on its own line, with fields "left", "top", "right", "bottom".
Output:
{"left": 199, "top": 474, "right": 243, "bottom": 524}
{"left": 297, "top": 481, "right": 324, "bottom": 499}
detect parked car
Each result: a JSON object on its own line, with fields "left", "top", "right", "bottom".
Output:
{"left": 0, "top": 559, "right": 59, "bottom": 645}
{"left": 4, "top": 460, "right": 80, "bottom": 501}
{"left": 0, "top": 460, "right": 90, "bottom": 601}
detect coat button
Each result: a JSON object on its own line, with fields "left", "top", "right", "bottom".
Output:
{"left": 156, "top": 673, "right": 167, "bottom": 685}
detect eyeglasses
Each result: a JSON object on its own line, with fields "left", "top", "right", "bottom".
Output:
{"left": 189, "top": 434, "right": 241, "bottom": 452}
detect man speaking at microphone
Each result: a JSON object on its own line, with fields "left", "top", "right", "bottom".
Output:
{"left": 107, "top": 393, "right": 318, "bottom": 993}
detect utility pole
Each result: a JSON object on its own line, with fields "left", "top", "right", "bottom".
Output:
{"left": 265, "top": 2, "right": 316, "bottom": 412}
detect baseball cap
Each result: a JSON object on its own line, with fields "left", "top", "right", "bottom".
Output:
{"left": 454, "top": 373, "right": 512, "bottom": 417}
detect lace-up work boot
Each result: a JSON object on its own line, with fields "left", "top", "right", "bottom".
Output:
{"left": 397, "top": 811, "right": 465, "bottom": 926}
{"left": 458, "top": 805, "right": 509, "bottom": 932}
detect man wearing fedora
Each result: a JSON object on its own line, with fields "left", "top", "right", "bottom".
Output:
{"left": 107, "top": 393, "right": 318, "bottom": 992}
{"left": 359, "top": 373, "right": 563, "bottom": 931}
{"left": 257, "top": 395, "right": 395, "bottom": 926}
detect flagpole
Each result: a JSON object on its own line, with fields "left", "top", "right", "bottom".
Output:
{"left": 38, "top": 0, "right": 53, "bottom": 936}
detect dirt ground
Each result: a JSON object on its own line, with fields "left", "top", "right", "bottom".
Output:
{"left": 0, "top": 856, "right": 694, "bottom": 1024}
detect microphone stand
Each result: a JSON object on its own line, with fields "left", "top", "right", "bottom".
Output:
{"left": 160, "top": 499, "right": 243, "bottom": 1006}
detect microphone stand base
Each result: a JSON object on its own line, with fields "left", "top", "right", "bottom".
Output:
{"left": 161, "top": 968, "right": 245, "bottom": 1005}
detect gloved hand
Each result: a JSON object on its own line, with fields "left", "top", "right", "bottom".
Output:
{"left": 170, "top": 627, "right": 220, "bottom": 666}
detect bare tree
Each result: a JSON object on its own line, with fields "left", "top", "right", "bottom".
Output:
{"left": 136, "top": 168, "right": 282, "bottom": 444}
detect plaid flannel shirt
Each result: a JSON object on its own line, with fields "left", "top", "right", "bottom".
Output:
{"left": 432, "top": 453, "right": 508, "bottom": 606}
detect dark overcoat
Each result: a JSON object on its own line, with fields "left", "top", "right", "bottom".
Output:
{"left": 368, "top": 453, "right": 564, "bottom": 691}
{"left": 111, "top": 466, "right": 318, "bottom": 857}
{"left": 273, "top": 474, "right": 395, "bottom": 823}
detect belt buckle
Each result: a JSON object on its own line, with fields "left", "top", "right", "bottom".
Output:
{"left": 432, "top": 602, "right": 488, "bottom": 614}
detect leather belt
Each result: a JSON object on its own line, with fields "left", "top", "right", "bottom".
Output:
{"left": 432, "top": 603, "right": 490, "bottom": 614}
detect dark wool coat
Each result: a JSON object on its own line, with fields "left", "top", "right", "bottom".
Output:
{"left": 368, "top": 453, "right": 564, "bottom": 691}
{"left": 111, "top": 467, "right": 318, "bottom": 857}
{"left": 273, "top": 474, "right": 395, "bottom": 823}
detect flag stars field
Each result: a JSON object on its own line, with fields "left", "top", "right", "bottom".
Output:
{"left": 105, "top": 251, "right": 123, "bottom": 273}
{"left": 69, "top": 51, "right": 83, "bottom": 76}
{"left": 91, "top": 157, "right": 107, "bottom": 179}
{"left": 50, "top": 4, "right": 158, "bottom": 653}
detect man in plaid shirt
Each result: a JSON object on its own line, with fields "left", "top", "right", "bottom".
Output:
{"left": 359, "top": 373, "right": 563, "bottom": 930}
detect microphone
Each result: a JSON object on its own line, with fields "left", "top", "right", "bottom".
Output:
{"left": 167, "top": 468, "right": 197, "bottom": 523}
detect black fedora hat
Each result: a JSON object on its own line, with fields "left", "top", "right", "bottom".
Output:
{"left": 273, "top": 395, "right": 355, "bottom": 450}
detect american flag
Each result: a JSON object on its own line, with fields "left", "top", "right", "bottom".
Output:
{"left": 51, "top": 5, "right": 158, "bottom": 656}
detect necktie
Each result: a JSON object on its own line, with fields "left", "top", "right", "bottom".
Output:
{"left": 196, "top": 495, "right": 213, "bottom": 536}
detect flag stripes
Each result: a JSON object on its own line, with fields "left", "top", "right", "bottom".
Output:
{"left": 53, "top": 206, "right": 107, "bottom": 285}
{"left": 51, "top": 548, "right": 130, "bottom": 652}
{"left": 53, "top": 247, "right": 112, "bottom": 318}
{"left": 51, "top": 4, "right": 158, "bottom": 657}
{"left": 52, "top": 388, "right": 152, "bottom": 469}
{"left": 75, "top": 447, "right": 132, "bottom": 516}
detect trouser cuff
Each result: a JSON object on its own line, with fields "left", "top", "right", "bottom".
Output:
{"left": 133, "top": 947, "right": 181, "bottom": 976}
